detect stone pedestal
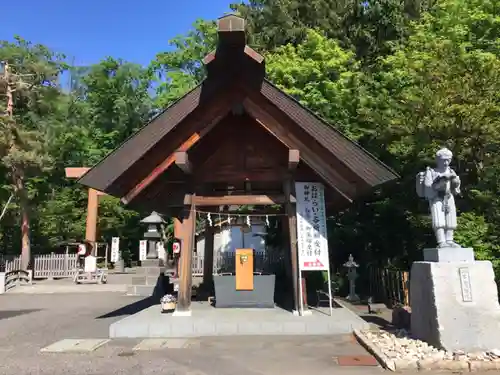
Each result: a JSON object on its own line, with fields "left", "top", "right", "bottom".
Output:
{"left": 410, "top": 247, "right": 500, "bottom": 351}
{"left": 114, "top": 259, "right": 125, "bottom": 273}
{"left": 127, "top": 259, "right": 167, "bottom": 297}
{"left": 423, "top": 247, "right": 475, "bottom": 263}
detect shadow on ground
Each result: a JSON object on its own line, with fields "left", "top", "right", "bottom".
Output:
{"left": 96, "top": 296, "right": 158, "bottom": 319}
{"left": 360, "top": 314, "right": 392, "bottom": 328}
{"left": 0, "top": 309, "right": 42, "bottom": 320}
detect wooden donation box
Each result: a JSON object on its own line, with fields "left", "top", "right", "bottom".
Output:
{"left": 235, "top": 249, "right": 254, "bottom": 290}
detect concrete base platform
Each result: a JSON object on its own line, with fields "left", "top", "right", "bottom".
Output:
{"left": 109, "top": 300, "right": 369, "bottom": 338}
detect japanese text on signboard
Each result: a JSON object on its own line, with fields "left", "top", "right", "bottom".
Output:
{"left": 295, "top": 182, "right": 329, "bottom": 271}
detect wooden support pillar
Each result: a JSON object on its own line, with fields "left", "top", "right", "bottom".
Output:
{"left": 86, "top": 188, "right": 99, "bottom": 253}
{"left": 175, "top": 198, "right": 196, "bottom": 315}
{"left": 283, "top": 178, "right": 300, "bottom": 314}
{"left": 301, "top": 277, "right": 308, "bottom": 308}
{"left": 65, "top": 168, "right": 106, "bottom": 252}
{"left": 203, "top": 223, "right": 215, "bottom": 288}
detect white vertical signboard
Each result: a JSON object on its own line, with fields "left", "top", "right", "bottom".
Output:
{"left": 110, "top": 237, "right": 120, "bottom": 263}
{"left": 295, "top": 182, "right": 333, "bottom": 316}
{"left": 139, "top": 240, "right": 147, "bottom": 261}
{"left": 295, "top": 182, "right": 329, "bottom": 271}
{"left": 157, "top": 242, "right": 166, "bottom": 263}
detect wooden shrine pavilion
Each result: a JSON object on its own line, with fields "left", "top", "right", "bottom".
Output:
{"left": 78, "top": 14, "right": 397, "bottom": 315}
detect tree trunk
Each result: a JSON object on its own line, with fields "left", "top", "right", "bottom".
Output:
{"left": 4, "top": 62, "right": 31, "bottom": 269}
{"left": 14, "top": 172, "right": 31, "bottom": 270}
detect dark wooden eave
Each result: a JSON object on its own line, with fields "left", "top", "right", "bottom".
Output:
{"left": 78, "top": 14, "right": 398, "bottom": 208}
{"left": 78, "top": 82, "right": 206, "bottom": 194}
{"left": 258, "top": 79, "right": 397, "bottom": 187}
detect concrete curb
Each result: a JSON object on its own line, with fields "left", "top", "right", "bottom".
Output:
{"left": 417, "top": 358, "right": 469, "bottom": 371}
{"left": 353, "top": 329, "right": 396, "bottom": 371}
{"left": 469, "top": 361, "right": 500, "bottom": 372}
{"left": 334, "top": 298, "right": 370, "bottom": 330}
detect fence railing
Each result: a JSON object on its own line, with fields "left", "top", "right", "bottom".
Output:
{"left": 368, "top": 266, "right": 409, "bottom": 307}
{"left": 33, "top": 253, "right": 78, "bottom": 278}
{"left": 0, "top": 251, "right": 284, "bottom": 280}
{"left": 0, "top": 255, "right": 22, "bottom": 273}
{"left": 0, "top": 253, "right": 78, "bottom": 279}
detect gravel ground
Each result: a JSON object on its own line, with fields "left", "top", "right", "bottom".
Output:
{"left": 0, "top": 292, "right": 487, "bottom": 375}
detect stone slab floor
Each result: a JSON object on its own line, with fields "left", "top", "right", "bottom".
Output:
{"left": 0, "top": 292, "right": 485, "bottom": 375}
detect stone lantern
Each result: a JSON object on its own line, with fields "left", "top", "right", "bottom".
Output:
{"left": 140, "top": 211, "right": 165, "bottom": 260}
{"left": 343, "top": 254, "right": 360, "bottom": 302}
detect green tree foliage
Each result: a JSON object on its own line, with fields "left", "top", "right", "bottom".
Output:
{"left": 152, "top": 19, "right": 217, "bottom": 108}
{"left": 260, "top": 0, "right": 500, "bottom": 269}
{"left": 266, "top": 30, "right": 364, "bottom": 139}
{"left": 351, "top": 0, "right": 499, "bottom": 267}
{"left": 0, "top": 37, "right": 66, "bottom": 267}
{"left": 77, "top": 57, "right": 154, "bottom": 160}
{"left": 0, "top": 41, "right": 152, "bottom": 259}
{"left": 231, "top": 0, "right": 436, "bottom": 63}
{"left": 0, "top": 0, "right": 498, "bottom": 276}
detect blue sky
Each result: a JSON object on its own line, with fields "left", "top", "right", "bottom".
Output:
{"left": 2, "top": 0, "right": 235, "bottom": 67}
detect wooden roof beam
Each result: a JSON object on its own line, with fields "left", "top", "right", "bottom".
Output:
{"left": 175, "top": 151, "right": 192, "bottom": 174}
{"left": 184, "top": 194, "right": 295, "bottom": 207}
{"left": 202, "top": 15, "right": 264, "bottom": 66}
{"left": 242, "top": 97, "right": 355, "bottom": 202}
{"left": 288, "top": 149, "right": 300, "bottom": 171}
{"left": 121, "top": 133, "right": 200, "bottom": 205}
{"left": 202, "top": 45, "right": 264, "bottom": 66}
{"left": 217, "top": 14, "right": 246, "bottom": 47}
{"left": 120, "top": 109, "right": 229, "bottom": 205}
{"left": 65, "top": 167, "right": 90, "bottom": 179}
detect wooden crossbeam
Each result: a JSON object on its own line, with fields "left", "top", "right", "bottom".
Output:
{"left": 288, "top": 149, "right": 300, "bottom": 170}
{"left": 121, "top": 110, "right": 229, "bottom": 205}
{"left": 65, "top": 168, "right": 106, "bottom": 196}
{"left": 242, "top": 97, "right": 354, "bottom": 202}
{"left": 65, "top": 167, "right": 107, "bottom": 244}
{"left": 183, "top": 194, "right": 294, "bottom": 207}
{"left": 65, "top": 167, "right": 90, "bottom": 179}
{"left": 175, "top": 151, "right": 192, "bottom": 174}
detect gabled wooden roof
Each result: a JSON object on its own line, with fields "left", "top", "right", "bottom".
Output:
{"left": 78, "top": 14, "right": 397, "bottom": 207}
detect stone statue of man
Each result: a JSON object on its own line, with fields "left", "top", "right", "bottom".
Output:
{"left": 416, "top": 148, "right": 461, "bottom": 248}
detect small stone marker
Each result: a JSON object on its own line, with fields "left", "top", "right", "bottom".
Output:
{"left": 40, "top": 339, "right": 109, "bottom": 353}
{"left": 458, "top": 267, "right": 473, "bottom": 302}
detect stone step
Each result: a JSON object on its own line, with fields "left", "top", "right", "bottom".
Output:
{"left": 141, "top": 259, "right": 163, "bottom": 267}
{"left": 136, "top": 266, "right": 164, "bottom": 276}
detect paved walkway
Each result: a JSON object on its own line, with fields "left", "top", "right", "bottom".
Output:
{"left": 8, "top": 282, "right": 127, "bottom": 294}
{"left": 6, "top": 273, "right": 132, "bottom": 294}
{"left": 0, "top": 292, "right": 388, "bottom": 375}
{"left": 1, "top": 292, "right": 493, "bottom": 375}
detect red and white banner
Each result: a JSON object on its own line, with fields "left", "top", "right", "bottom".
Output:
{"left": 295, "top": 182, "right": 330, "bottom": 271}
{"left": 139, "top": 240, "right": 147, "bottom": 261}
{"left": 173, "top": 241, "right": 181, "bottom": 254}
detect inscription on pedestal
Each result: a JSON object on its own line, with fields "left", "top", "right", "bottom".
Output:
{"left": 458, "top": 267, "right": 473, "bottom": 302}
